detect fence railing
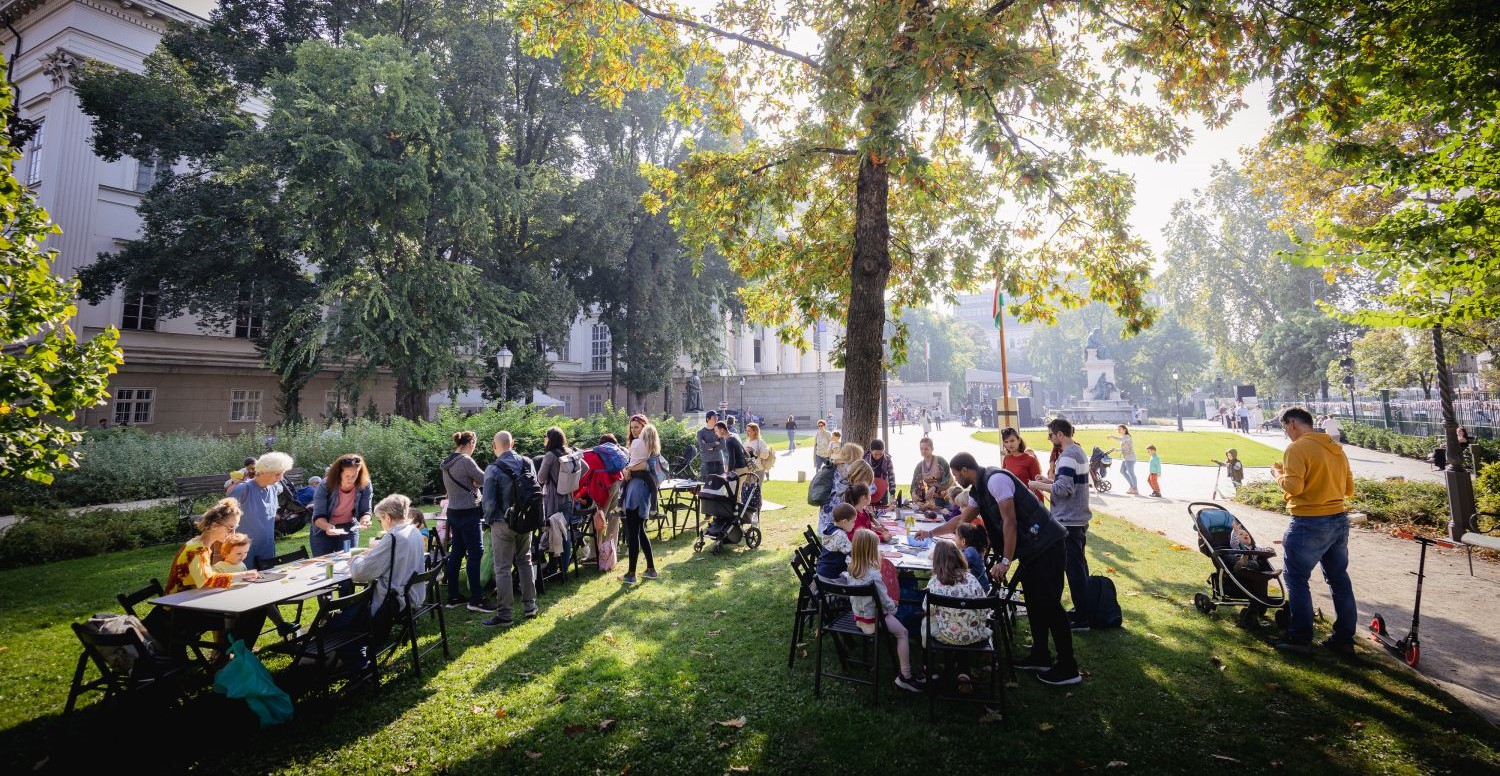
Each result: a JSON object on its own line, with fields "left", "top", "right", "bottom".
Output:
{"left": 1261, "top": 397, "right": 1499, "bottom": 441}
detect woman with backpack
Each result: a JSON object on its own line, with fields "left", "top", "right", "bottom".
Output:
{"left": 538, "top": 426, "right": 579, "bottom": 575}
{"left": 441, "top": 431, "right": 493, "bottom": 612}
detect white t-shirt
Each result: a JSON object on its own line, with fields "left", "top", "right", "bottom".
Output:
{"left": 986, "top": 471, "right": 1016, "bottom": 503}
{"left": 628, "top": 437, "right": 650, "bottom": 468}
{"left": 1322, "top": 417, "right": 1342, "bottom": 438}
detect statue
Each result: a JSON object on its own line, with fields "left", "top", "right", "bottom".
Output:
{"left": 1090, "top": 372, "right": 1116, "bottom": 401}
{"left": 1086, "top": 326, "right": 1105, "bottom": 358}
{"left": 684, "top": 369, "right": 703, "bottom": 412}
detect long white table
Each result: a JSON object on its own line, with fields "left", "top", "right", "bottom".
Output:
{"left": 877, "top": 516, "right": 947, "bottom": 571}
{"left": 150, "top": 551, "right": 355, "bottom": 615}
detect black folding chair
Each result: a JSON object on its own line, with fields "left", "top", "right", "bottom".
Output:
{"left": 116, "top": 578, "right": 164, "bottom": 619}
{"left": 922, "top": 592, "right": 1009, "bottom": 718}
{"left": 812, "top": 578, "right": 893, "bottom": 706}
{"left": 282, "top": 584, "right": 380, "bottom": 697}
{"left": 399, "top": 565, "right": 450, "bottom": 677}
{"left": 65, "top": 622, "right": 200, "bottom": 717}
{"left": 788, "top": 552, "right": 820, "bottom": 671}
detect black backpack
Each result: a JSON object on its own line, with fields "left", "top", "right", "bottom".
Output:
{"left": 1086, "top": 575, "right": 1124, "bottom": 629}
{"left": 502, "top": 458, "right": 547, "bottom": 534}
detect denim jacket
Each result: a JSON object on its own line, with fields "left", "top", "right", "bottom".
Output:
{"left": 311, "top": 482, "right": 373, "bottom": 525}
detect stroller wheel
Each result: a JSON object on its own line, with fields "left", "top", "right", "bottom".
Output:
{"left": 693, "top": 538, "right": 705, "bottom": 552}
{"left": 745, "top": 526, "right": 762, "bottom": 550}
{"left": 1370, "top": 614, "right": 1386, "bottom": 636}
{"left": 1193, "top": 593, "right": 1214, "bottom": 614}
{"left": 1097, "top": 480, "right": 1112, "bottom": 493}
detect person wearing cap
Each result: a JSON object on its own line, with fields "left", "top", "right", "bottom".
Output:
{"left": 697, "top": 410, "right": 724, "bottom": 480}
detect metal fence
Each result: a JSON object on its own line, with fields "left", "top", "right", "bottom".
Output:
{"left": 1263, "top": 396, "right": 1500, "bottom": 441}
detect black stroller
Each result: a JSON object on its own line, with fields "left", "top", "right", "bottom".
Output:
{"left": 1189, "top": 502, "right": 1289, "bottom": 629}
{"left": 1089, "top": 447, "right": 1115, "bottom": 493}
{"left": 694, "top": 471, "right": 763, "bottom": 554}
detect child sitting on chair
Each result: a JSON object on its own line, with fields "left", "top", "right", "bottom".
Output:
{"left": 925, "top": 540, "right": 992, "bottom": 646}
{"left": 211, "top": 532, "right": 252, "bottom": 573}
{"left": 954, "top": 522, "right": 993, "bottom": 592}
{"left": 842, "top": 528, "right": 924, "bottom": 693}
{"left": 815, "top": 503, "right": 857, "bottom": 581}
{"left": 845, "top": 483, "right": 891, "bottom": 542}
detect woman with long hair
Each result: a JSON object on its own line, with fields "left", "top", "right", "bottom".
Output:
{"left": 537, "top": 426, "right": 576, "bottom": 574}
{"left": 817, "top": 442, "right": 866, "bottom": 531}
{"left": 1001, "top": 427, "right": 1046, "bottom": 503}
{"left": 311, "top": 453, "right": 374, "bottom": 556}
{"left": 440, "top": 431, "right": 491, "bottom": 612}
{"left": 620, "top": 417, "right": 661, "bottom": 584}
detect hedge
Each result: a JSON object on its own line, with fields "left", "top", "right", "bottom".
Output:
{"left": 0, "top": 503, "right": 181, "bottom": 569}
{"left": 1338, "top": 421, "right": 1499, "bottom": 467}
{"left": 1234, "top": 478, "right": 1454, "bottom": 532}
{"left": 0, "top": 405, "right": 695, "bottom": 513}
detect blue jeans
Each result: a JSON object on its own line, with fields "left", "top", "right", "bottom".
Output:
{"left": 310, "top": 525, "right": 355, "bottom": 557}
{"left": 444, "top": 507, "right": 484, "bottom": 603}
{"left": 1120, "top": 460, "right": 1138, "bottom": 491}
{"left": 786, "top": 430, "right": 796, "bottom": 450}
{"left": 1282, "top": 513, "right": 1358, "bottom": 645}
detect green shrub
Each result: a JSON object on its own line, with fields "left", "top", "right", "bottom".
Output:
{"left": 0, "top": 504, "right": 181, "bottom": 569}
{"left": 1232, "top": 477, "right": 1451, "bottom": 530}
{"left": 1478, "top": 461, "right": 1500, "bottom": 517}
{"left": 0, "top": 407, "right": 696, "bottom": 512}
{"left": 1339, "top": 421, "right": 1500, "bottom": 466}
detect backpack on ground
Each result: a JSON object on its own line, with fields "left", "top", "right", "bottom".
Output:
{"left": 807, "top": 463, "right": 836, "bottom": 506}
{"left": 502, "top": 460, "right": 548, "bottom": 534}
{"left": 1086, "top": 575, "right": 1124, "bottom": 629}
{"left": 79, "top": 613, "right": 162, "bottom": 674}
{"left": 553, "top": 450, "right": 590, "bottom": 496}
{"left": 594, "top": 443, "right": 629, "bottom": 474}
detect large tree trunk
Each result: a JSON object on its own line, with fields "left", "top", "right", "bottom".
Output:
{"left": 842, "top": 154, "right": 891, "bottom": 447}
{"left": 394, "top": 374, "right": 425, "bottom": 420}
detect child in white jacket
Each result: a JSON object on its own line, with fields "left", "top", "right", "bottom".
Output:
{"left": 841, "top": 528, "right": 924, "bottom": 693}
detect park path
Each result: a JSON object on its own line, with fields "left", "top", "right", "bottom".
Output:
{"left": 771, "top": 416, "right": 1500, "bottom": 726}
{"left": 0, "top": 497, "right": 174, "bottom": 537}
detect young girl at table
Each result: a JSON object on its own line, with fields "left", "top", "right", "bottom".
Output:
{"left": 211, "top": 532, "right": 253, "bottom": 574}
{"left": 842, "top": 528, "right": 924, "bottom": 693}
{"left": 925, "top": 540, "right": 992, "bottom": 646}
{"left": 815, "top": 503, "right": 858, "bottom": 581}
{"left": 955, "top": 523, "right": 993, "bottom": 592}
{"left": 845, "top": 483, "right": 892, "bottom": 542}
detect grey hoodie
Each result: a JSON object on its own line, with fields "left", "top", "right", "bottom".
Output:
{"left": 441, "top": 452, "right": 486, "bottom": 510}
{"left": 1050, "top": 442, "right": 1093, "bottom": 527}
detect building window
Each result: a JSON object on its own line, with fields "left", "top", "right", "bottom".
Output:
{"left": 230, "top": 389, "right": 263, "bottom": 422}
{"left": 560, "top": 395, "right": 572, "bottom": 416}
{"left": 558, "top": 339, "right": 570, "bottom": 362}
{"left": 591, "top": 324, "right": 610, "bottom": 372}
{"left": 754, "top": 339, "right": 762, "bottom": 364}
{"left": 834, "top": 394, "right": 844, "bottom": 409}
{"left": 25, "top": 120, "right": 44, "bottom": 185}
{"left": 133, "top": 155, "right": 170, "bottom": 193}
{"left": 587, "top": 393, "right": 603, "bottom": 415}
{"left": 112, "top": 388, "right": 154, "bottom": 425}
{"left": 235, "top": 287, "right": 263, "bottom": 339}
{"left": 120, "top": 289, "right": 159, "bottom": 331}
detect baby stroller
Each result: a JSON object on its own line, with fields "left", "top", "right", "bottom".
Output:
{"left": 1188, "top": 502, "right": 1289, "bottom": 629}
{"left": 694, "top": 471, "right": 763, "bottom": 554}
{"left": 1089, "top": 447, "right": 1115, "bottom": 493}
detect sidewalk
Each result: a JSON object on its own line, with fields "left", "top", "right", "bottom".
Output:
{"left": 0, "top": 497, "right": 175, "bottom": 537}
{"left": 774, "top": 418, "right": 1500, "bottom": 725}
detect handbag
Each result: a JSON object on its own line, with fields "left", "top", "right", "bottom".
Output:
{"left": 807, "top": 463, "right": 836, "bottom": 506}
{"left": 368, "top": 533, "right": 402, "bottom": 647}
{"left": 214, "top": 638, "right": 293, "bottom": 727}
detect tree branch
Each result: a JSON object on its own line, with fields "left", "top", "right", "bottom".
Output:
{"left": 749, "top": 145, "right": 857, "bottom": 174}
{"left": 618, "top": 0, "right": 818, "bottom": 69}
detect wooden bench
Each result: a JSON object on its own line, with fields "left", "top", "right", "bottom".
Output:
{"left": 174, "top": 468, "right": 305, "bottom": 531}
{"left": 1461, "top": 511, "right": 1499, "bottom": 576}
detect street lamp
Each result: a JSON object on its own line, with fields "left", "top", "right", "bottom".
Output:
{"left": 495, "top": 347, "right": 514, "bottom": 408}
{"left": 717, "top": 364, "right": 728, "bottom": 411}
{"left": 738, "top": 376, "right": 746, "bottom": 426}
{"left": 1173, "top": 371, "right": 1183, "bottom": 432}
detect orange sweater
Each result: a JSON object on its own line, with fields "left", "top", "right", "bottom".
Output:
{"left": 1275, "top": 432, "right": 1355, "bottom": 517}
{"left": 165, "top": 537, "right": 236, "bottom": 594}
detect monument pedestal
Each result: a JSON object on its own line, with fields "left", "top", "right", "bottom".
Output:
{"left": 1058, "top": 346, "right": 1134, "bottom": 424}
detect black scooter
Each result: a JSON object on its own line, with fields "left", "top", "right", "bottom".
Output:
{"left": 1369, "top": 535, "right": 1436, "bottom": 667}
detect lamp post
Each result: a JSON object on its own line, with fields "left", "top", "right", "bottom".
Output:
{"left": 495, "top": 347, "right": 514, "bottom": 408}
{"left": 717, "top": 364, "right": 728, "bottom": 411}
{"left": 1173, "top": 371, "right": 1183, "bottom": 432}
{"left": 738, "top": 376, "right": 746, "bottom": 426}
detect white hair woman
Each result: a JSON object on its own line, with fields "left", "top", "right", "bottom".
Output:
{"left": 349, "top": 494, "right": 427, "bottom": 618}
{"left": 227, "top": 451, "right": 294, "bottom": 568}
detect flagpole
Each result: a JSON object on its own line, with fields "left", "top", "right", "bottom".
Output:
{"left": 993, "top": 284, "right": 1014, "bottom": 452}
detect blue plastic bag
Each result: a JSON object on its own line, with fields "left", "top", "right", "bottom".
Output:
{"left": 214, "top": 638, "right": 293, "bottom": 727}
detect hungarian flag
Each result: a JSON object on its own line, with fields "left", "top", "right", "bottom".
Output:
{"left": 992, "top": 285, "right": 1004, "bottom": 330}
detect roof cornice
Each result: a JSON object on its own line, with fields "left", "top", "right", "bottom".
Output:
{"left": 0, "top": 0, "right": 205, "bottom": 34}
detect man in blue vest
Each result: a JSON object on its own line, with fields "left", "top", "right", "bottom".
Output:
{"left": 920, "top": 451, "right": 1080, "bottom": 686}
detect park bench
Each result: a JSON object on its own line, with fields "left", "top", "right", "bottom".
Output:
{"left": 1461, "top": 511, "right": 1500, "bottom": 576}
{"left": 174, "top": 468, "right": 305, "bottom": 533}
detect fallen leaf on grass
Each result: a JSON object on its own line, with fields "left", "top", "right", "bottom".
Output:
{"left": 718, "top": 716, "right": 748, "bottom": 728}
{"left": 495, "top": 709, "right": 508, "bottom": 719}
{"left": 1106, "top": 761, "right": 1128, "bottom": 768}
{"left": 729, "top": 767, "right": 750, "bottom": 773}
{"left": 471, "top": 705, "right": 486, "bottom": 715}
{"left": 526, "top": 751, "right": 543, "bottom": 760}
{"left": 718, "top": 742, "right": 730, "bottom": 750}
{"left": 1169, "top": 544, "right": 1189, "bottom": 551}
{"left": 599, "top": 719, "right": 616, "bottom": 732}
{"left": 1305, "top": 734, "right": 1325, "bottom": 742}
{"left": 713, "top": 609, "right": 728, "bottom": 617}
{"left": 603, "top": 631, "right": 619, "bottom": 646}
{"left": 1270, "top": 760, "right": 1284, "bottom": 769}
{"left": 393, "top": 759, "right": 417, "bottom": 773}
{"left": 707, "top": 630, "right": 722, "bottom": 636}
{"left": 1212, "top": 755, "right": 1241, "bottom": 763}
{"left": 691, "top": 649, "right": 715, "bottom": 658}
{"left": 564, "top": 724, "right": 590, "bottom": 737}
{"left": 978, "top": 708, "right": 1004, "bottom": 723}
{"left": 1039, "top": 722, "right": 1054, "bottom": 732}
{"left": 1209, "top": 656, "right": 1223, "bottom": 667}
{"left": 1105, "top": 566, "right": 1118, "bottom": 573}
{"left": 1351, "top": 721, "right": 1365, "bottom": 730}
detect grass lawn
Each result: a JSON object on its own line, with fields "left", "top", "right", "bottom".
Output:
{"left": 4, "top": 482, "right": 1498, "bottom": 774}
{"left": 973, "top": 428, "right": 1286, "bottom": 467}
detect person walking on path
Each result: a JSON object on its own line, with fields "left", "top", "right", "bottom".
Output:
{"left": 784, "top": 415, "right": 797, "bottom": 452}
{"left": 481, "top": 431, "right": 539, "bottom": 627}
{"left": 1030, "top": 419, "right": 1094, "bottom": 632}
{"left": 441, "top": 431, "right": 494, "bottom": 612}
{"left": 1271, "top": 407, "right": 1358, "bottom": 657}
{"left": 1108, "top": 425, "right": 1139, "bottom": 495}
{"left": 812, "top": 419, "right": 834, "bottom": 470}
{"left": 1146, "top": 445, "right": 1163, "bottom": 497}
{"left": 922, "top": 452, "right": 1079, "bottom": 685}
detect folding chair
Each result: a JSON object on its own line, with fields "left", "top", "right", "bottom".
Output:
{"left": 923, "top": 592, "right": 1008, "bottom": 718}
{"left": 812, "top": 578, "right": 893, "bottom": 706}
{"left": 399, "top": 565, "right": 450, "bottom": 677}
{"left": 116, "top": 578, "right": 164, "bottom": 619}
{"left": 65, "top": 621, "right": 200, "bottom": 717}
{"left": 282, "top": 585, "right": 380, "bottom": 697}
{"left": 788, "top": 552, "right": 820, "bottom": 671}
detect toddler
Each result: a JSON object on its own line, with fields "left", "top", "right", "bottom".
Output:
{"left": 955, "top": 522, "right": 993, "bottom": 592}
{"left": 1224, "top": 448, "right": 1244, "bottom": 491}
{"left": 925, "top": 540, "right": 992, "bottom": 646}
{"left": 211, "top": 532, "right": 252, "bottom": 573}
{"left": 816, "top": 503, "right": 857, "bottom": 580}
{"left": 1146, "top": 445, "right": 1163, "bottom": 498}
{"left": 842, "top": 528, "right": 924, "bottom": 692}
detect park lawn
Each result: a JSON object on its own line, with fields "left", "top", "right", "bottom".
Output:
{"left": 3, "top": 482, "right": 1498, "bottom": 774}
{"left": 973, "top": 428, "right": 1285, "bottom": 467}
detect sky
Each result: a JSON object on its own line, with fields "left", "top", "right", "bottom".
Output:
{"left": 162, "top": 0, "right": 1276, "bottom": 262}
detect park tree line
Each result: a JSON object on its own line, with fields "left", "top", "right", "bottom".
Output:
{"left": 72, "top": 0, "right": 740, "bottom": 421}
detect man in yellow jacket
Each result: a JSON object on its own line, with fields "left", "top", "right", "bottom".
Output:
{"left": 1271, "top": 406, "right": 1358, "bottom": 657}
